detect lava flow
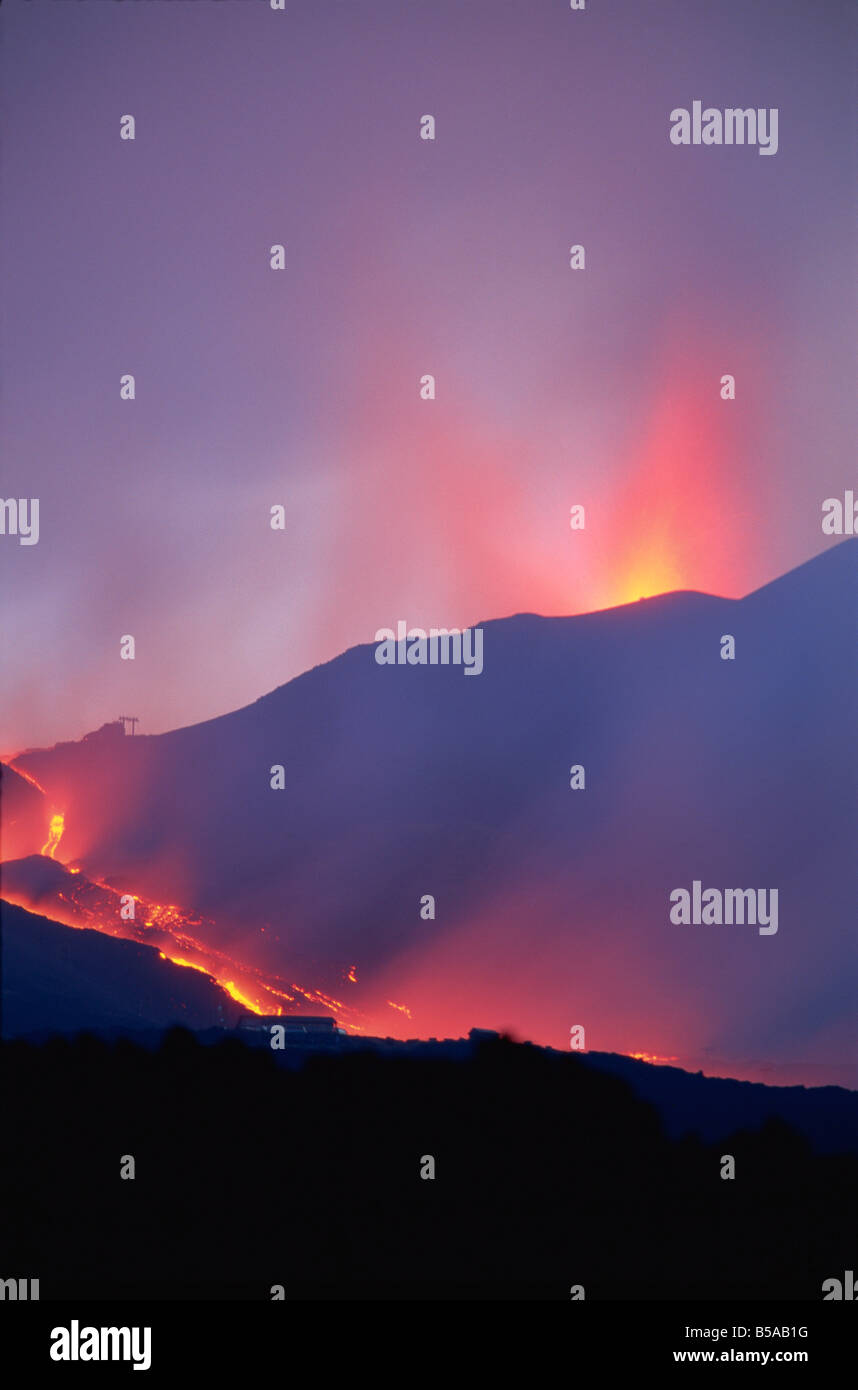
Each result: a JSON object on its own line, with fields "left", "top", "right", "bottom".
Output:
{"left": 11, "top": 764, "right": 67, "bottom": 859}
{"left": 41, "top": 812, "right": 65, "bottom": 859}
{"left": 2, "top": 844, "right": 369, "bottom": 1028}
{"left": 3, "top": 774, "right": 414, "bottom": 1034}
{"left": 25, "top": 861, "right": 367, "bottom": 1025}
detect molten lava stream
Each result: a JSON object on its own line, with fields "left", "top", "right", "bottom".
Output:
{"left": 41, "top": 812, "right": 65, "bottom": 859}
{"left": 11, "top": 795, "right": 372, "bottom": 1028}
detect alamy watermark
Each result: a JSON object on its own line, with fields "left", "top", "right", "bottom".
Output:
{"left": 0, "top": 1277, "right": 39, "bottom": 1300}
{"left": 670, "top": 102, "right": 778, "bottom": 156}
{"left": 374, "top": 622, "right": 484, "bottom": 676}
{"left": 669, "top": 881, "right": 778, "bottom": 936}
{"left": 0, "top": 498, "right": 39, "bottom": 545}
{"left": 50, "top": 1321, "right": 151, "bottom": 1372}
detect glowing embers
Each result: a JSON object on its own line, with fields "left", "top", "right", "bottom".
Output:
{"left": 5, "top": 799, "right": 368, "bottom": 1030}
{"left": 157, "top": 952, "right": 211, "bottom": 976}
{"left": 41, "top": 812, "right": 65, "bottom": 859}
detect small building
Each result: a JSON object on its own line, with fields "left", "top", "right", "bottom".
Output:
{"left": 82, "top": 720, "right": 125, "bottom": 742}
{"left": 235, "top": 1013, "right": 339, "bottom": 1036}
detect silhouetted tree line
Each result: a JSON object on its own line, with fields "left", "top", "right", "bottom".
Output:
{"left": 2, "top": 1030, "right": 854, "bottom": 1299}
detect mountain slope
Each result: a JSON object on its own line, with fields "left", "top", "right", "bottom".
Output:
{"left": 10, "top": 541, "right": 857, "bottom": 1082}
{"left": 0, "top": 761, "right": 49, "bottom": 861}
{"left": 0, "top": 899, "right": 235, "bottom": 1035}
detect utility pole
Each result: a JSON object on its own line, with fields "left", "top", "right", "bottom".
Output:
{"left": 118, "top": 715, "right": 139, "bottom": 735}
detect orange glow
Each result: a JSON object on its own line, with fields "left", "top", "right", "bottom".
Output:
{"left": 157, "top": 951, "right": 212, "bottom": 976}
{"left": 10, "top": 764, "right": 47, "bottom": 794}
{"left": 221, "top": 980, "right": 263, "bottom": 1014}
{"left": 386, "top": 999, "right": 412, "bottom": 1019}
{"left": 3, "top": 850, "right": 365, "bottom": 1031}
{"left": 346, "top": 965, "right": 358, "bottom": 983}
{"left": 627, "top": 1052, "right": 679, "bottom": 1065}
{"left": 619, "top": 555, "right": 684, "bottom": 605}
{"left": 4, "top": 795, "right": 364, "bottom": 1032}
{"left": 290, "top": 985, "right": 345, "bottom": 1013}
{"left": 266, "top": 985, "right": 296, "bottom": 1005}
{"left": 604, "top": 328, "right": 753, "bottom": 610}
{"left": 41, "top": 812, "right": 65, "bottom": 859}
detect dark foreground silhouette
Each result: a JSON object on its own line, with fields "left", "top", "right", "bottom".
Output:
{"left": 2, "top": 1029, "right": 855, "bottom": 1300}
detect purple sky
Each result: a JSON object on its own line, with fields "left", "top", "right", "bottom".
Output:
{"left": 2, "top": 0, "right": 854, "bottom": 750}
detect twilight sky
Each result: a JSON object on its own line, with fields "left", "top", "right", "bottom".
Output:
{"left": 2, "top": 0, "right": 854, "bottom": 751}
